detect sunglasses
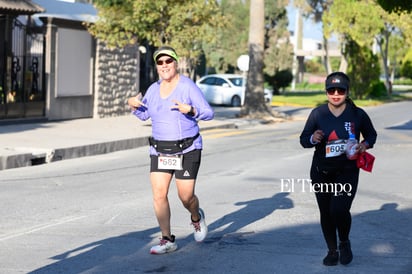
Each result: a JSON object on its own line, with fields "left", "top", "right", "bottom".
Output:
{"left": 326, "top": 88, "right": 346, "bottom": 95}
{"left": 156, "top": 58, "right": 174, "bottom": 66}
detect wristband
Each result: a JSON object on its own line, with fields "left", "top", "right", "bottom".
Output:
{"left": 187, "top": 106, "right": 195, "bottom": 117}
{"left": 361, "top": 141, "right": 369, "bottom": 149}
{"left": 310, "top": 134, "right": 318, "bottom": 145}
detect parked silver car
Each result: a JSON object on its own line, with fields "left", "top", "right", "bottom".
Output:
{"left": 196, "top": 74, "right": 272, "bottom": 107}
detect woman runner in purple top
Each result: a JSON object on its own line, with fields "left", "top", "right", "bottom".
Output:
{"left": 127, "top": 46, "right": 214, "bottom": 254}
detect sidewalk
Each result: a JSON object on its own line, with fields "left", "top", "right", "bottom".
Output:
{"left": 0, "top": 106, "right": 309, "bottom": 170}
{"left": 0, "top": 114, "right": 235, "bottom": 171}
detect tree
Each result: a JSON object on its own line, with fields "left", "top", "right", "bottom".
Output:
{"left": 241, "top": 0, "right": 281, "bottom": 119}
{"left": 202, "top": 0, "right": 292, "bottom": 81}
{"left": 323, "top": 0, "right": 412, "bottom": 96}
{"left": 294, "top": 0, "right": 334, "bottom": 74}
{"left": 88, "top": 0, "right": 227, "bottom": 76}
{"left": 387, "top": 33, "right": 408, "bottom": 80}
{"left": 345, "top": 39, "right": 381, "bottom": 99}
{"left": 264, "top": 0, "right": 294, "bottom": 93}
{"left": 377, "top": 0, "right": 412, "bottom": 13}
{"left": 202, "top": 0, "right": 250, "bottom": 75}
{"left": 400, "top": 48, "right": 412, "bottom": 79}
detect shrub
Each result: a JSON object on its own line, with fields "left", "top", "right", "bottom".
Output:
{"left": 266, "top": 69, "right": 293, "bottom": 94}
{"left": 400, "top": 60, "right": 412, "bottom": 79}
{"left": 365, "top": 80, "right": 387, "bottom": 98}
{"left": 400, "top": 48, "right": 412, "bottom": 79}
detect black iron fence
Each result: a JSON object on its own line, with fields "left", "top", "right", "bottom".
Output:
{"left": 1, "top": 17, "right": 45, "bottom": 119}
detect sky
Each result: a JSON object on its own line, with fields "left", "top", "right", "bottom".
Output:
{"left": 286, "top": 3, "right": 323, "bottom": 41}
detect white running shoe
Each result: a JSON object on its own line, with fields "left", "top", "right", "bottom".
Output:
{"left": 150, "top": 235, "right": 178, "bottom": 255}
{"left": 192, "top": 208, "right": 208, "bottom": 242}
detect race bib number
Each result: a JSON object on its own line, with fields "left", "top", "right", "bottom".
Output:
{"left": 325, "top": 139, "right": 347, "bottom": 158}
{"left": 158, "top": 155, "right": 183, "bottom": 170}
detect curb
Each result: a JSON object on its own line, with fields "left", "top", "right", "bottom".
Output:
{"left": 0, "top": 122, "right": 238, "bottom": 171}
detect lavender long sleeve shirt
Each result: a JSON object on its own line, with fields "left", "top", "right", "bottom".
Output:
{"left": 132, "top": 75, "right": 214, "bottom": 154}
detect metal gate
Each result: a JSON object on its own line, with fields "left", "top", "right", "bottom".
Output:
{"left": 0, "top": 17, "right": 45, "bottom": 119}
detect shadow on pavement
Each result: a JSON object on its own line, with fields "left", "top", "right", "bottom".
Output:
{"left": 29, "top": 201, "right": 412, "bottom": 273}
{"left": 205, "top": 192, "right": 293, "bottom": 242}
{"left": 386, "top": 120, "right": 412, "bottom": 130}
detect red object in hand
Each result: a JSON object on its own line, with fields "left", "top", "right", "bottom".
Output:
{"left": 357, "top": 151, "right": 375, "bottom": 172}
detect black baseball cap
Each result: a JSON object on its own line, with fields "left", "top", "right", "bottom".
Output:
{"left": 325, "top": 72, "right": 350, "bottom": 90}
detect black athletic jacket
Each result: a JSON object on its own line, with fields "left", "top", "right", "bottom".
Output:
{"left": 300, "top": 103, "right": 377, "bottom": 167}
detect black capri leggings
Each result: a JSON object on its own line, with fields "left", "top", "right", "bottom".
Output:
{"left": 310, "top": 162, "right": 360, "bottom": 251}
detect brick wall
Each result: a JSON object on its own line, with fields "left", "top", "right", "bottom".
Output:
{"left": 95, "top": 41, "right": 139, "bottom": 118}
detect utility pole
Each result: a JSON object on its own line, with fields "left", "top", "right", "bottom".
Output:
{"left": 292, "top": 8, "right": 303, "bottom": 91}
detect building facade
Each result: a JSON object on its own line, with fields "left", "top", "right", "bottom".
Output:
{"left": 1, "top": 0, "right": 153, "bottom": 122}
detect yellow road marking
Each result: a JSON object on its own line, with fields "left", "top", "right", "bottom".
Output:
{"left": 392, "top": 131, "right": 412, "bottom": 141}
{"left": 201, "top": 128, "right": 230, "bottom": 134}
{"left": 202, "top": 130, "right": 249, "bottom": 139}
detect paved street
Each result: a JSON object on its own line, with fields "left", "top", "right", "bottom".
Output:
{"left": 0, "top": 102, "right": 411, "bottom": 273}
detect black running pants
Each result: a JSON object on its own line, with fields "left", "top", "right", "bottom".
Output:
{"left": 310, "top": 163, "right": 360, "bottom": 251}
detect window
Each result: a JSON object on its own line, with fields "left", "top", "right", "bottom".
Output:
{"left": 228, "top": 77, "right": 243, "bottom": 87}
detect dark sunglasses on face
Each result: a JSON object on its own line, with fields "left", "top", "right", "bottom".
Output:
{"left": 326, "top": 88, "right": 346, "bottom": 95}
{"left": 156, "top": 58, "right": 174, "bottom": 66}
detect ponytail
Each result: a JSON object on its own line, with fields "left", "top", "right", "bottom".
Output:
{"left": 345, "top": 97, "right": 357, "bottom": 111}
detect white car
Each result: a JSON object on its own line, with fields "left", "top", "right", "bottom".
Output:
{"left": 196, "top": 74, "right": 272, "bottom": 107}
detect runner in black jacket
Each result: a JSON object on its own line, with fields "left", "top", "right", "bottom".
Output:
{"left": 300, "top": 72, "right": 377, "bottom": 266}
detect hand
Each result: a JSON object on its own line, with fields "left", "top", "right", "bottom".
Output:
{"left": 170, "top": 99, "right": 193, "bottom": 115}
{"left": 127, "top": 93, "right": 146, "bottom": 109}
{"left": 356, "top": 143, "right": 367, "bottom": 154}
{"left": 312, "top": 130, "right": 324, "bottom": 143}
